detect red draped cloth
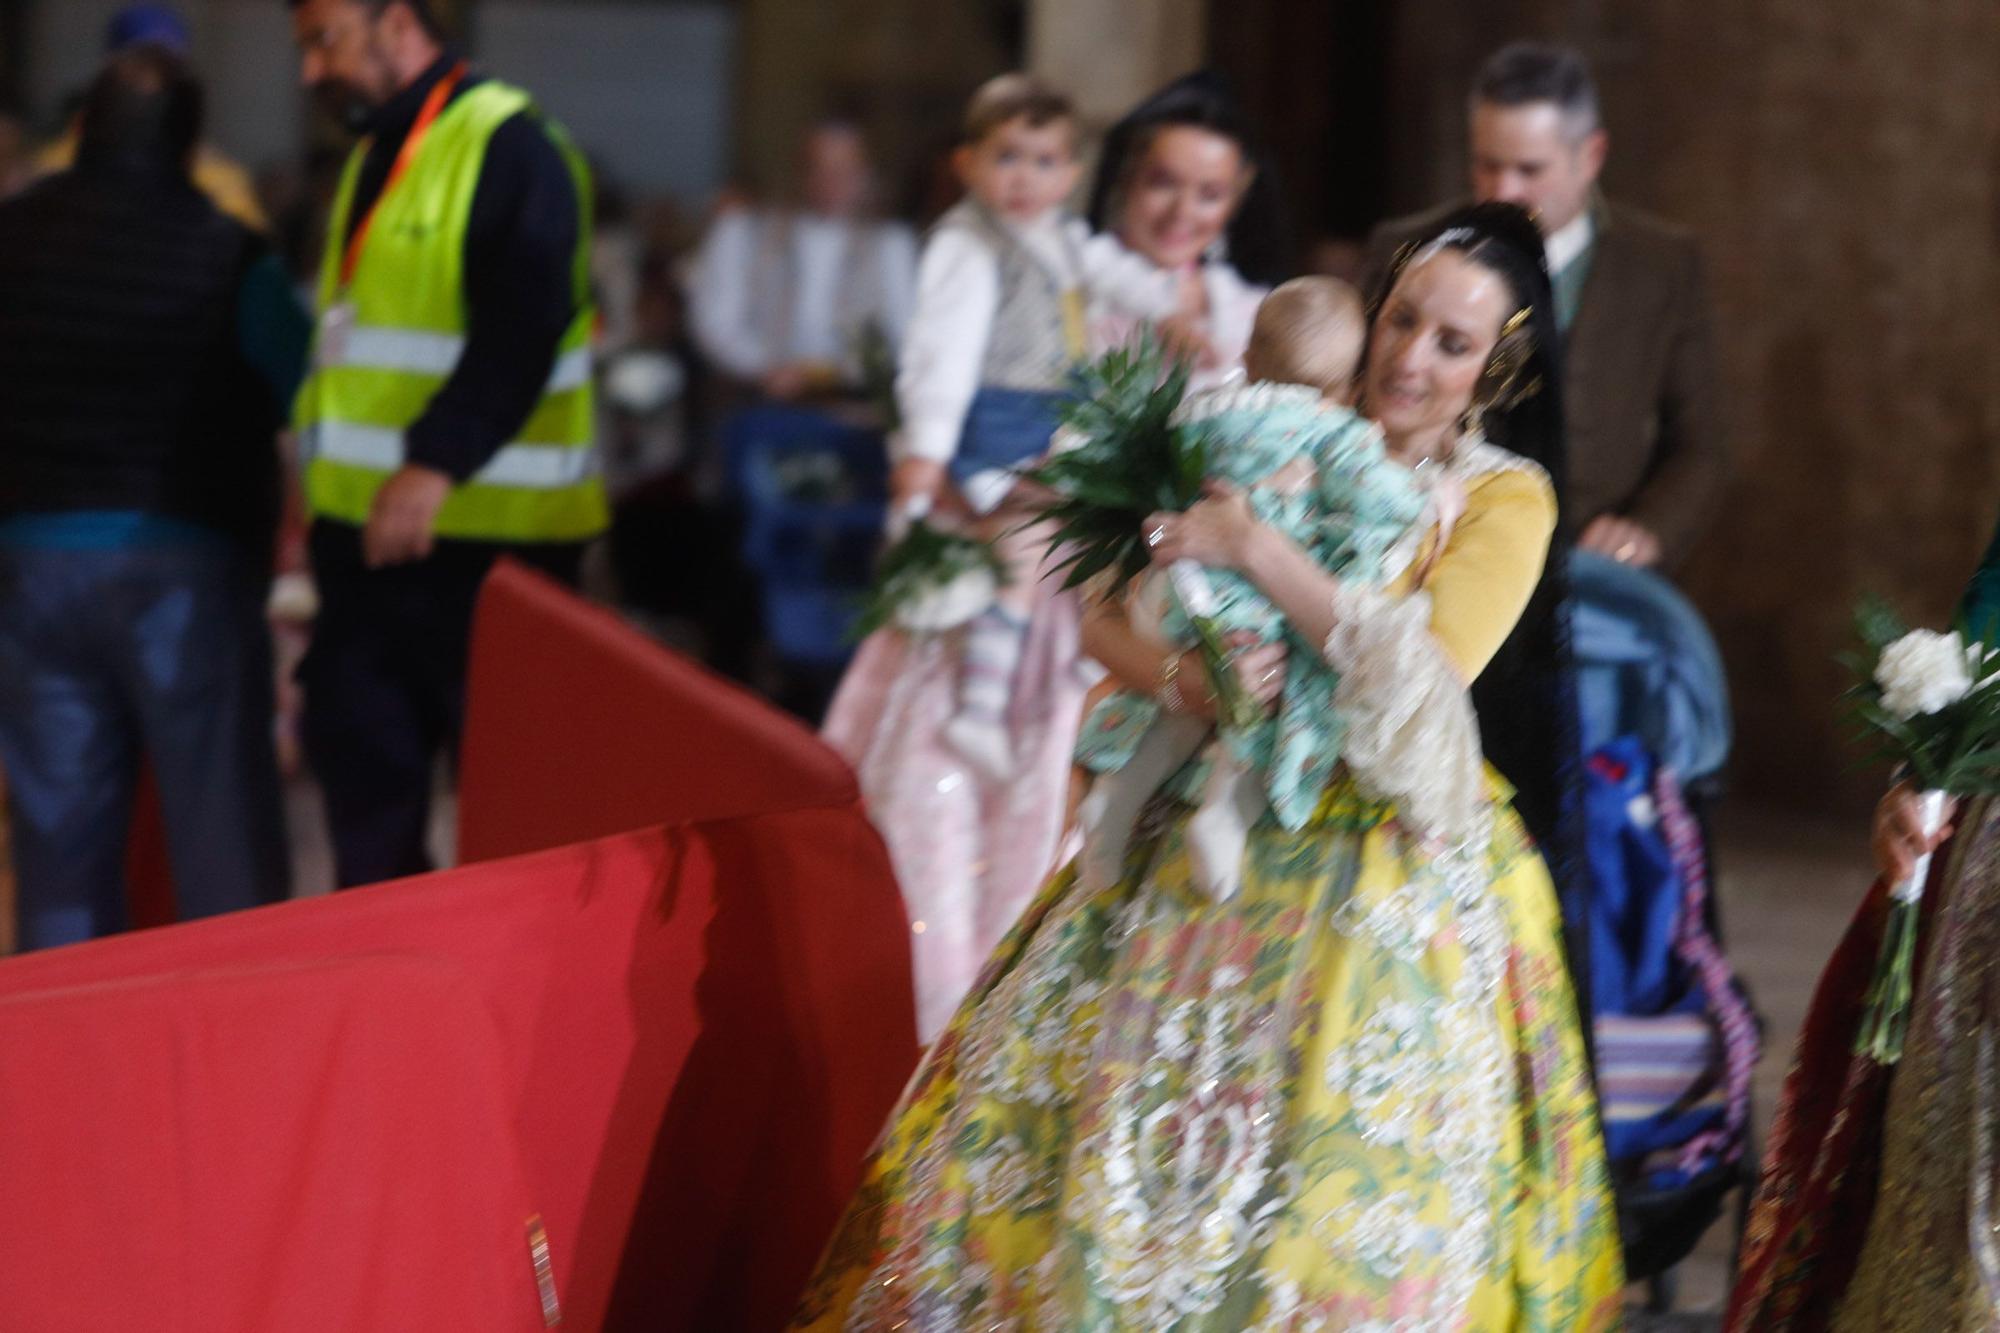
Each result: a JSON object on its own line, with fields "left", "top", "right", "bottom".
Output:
{"left": 0, "top": 562, "right": 920, "bottom": 1331}
{"left": 1726, "top": 874, "right": 1935, "bottom": 1331}
{"left": 0, "top": 955, "right": 547, "bottom": 1330}
{"left": 458, "top": 562, "right": 865, "bottom": 858}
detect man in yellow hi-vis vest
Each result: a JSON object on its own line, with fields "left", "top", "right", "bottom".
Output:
{"left": 289, "top": 0, "right": 604, "bottom": 887}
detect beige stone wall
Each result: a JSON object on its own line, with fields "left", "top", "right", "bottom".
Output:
{"left": 731, "top": 0, "right": 1020, "bottom": 214}
{"left": 1380, "top": 3, "right": 2000, "bottom": 813}
{"left": 728, "top": 0, "right": 1208, "bottom": 217}
{"left": 1027, "top": 0, "right": 1205, "bottom": 136}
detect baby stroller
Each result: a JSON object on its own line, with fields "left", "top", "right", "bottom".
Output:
{"left": 1570, "top": 550, "right": 1759, "bottom": 1306}
{"left": 723, "top": 405, "right": 887, "bottom": 717}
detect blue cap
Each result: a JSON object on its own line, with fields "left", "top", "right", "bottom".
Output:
{"left": 106, "top": 5, "right": 193, "bottom": 56}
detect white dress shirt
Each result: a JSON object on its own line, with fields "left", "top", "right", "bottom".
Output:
{"left": 1544, "top": 208, "right": 1597, "bottom": 278}
{"left": 688, "top": 207, "right": 919, "bottom": 381}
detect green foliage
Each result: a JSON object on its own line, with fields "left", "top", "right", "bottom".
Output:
{"left": 851, "top": 519, "right": 1004, "bottom": 640}
{"left": 856, "top": 318, "right": 900, "bottom": 433}
{"left": 1020, "top": 337, "right": 1201, "bottom": 596}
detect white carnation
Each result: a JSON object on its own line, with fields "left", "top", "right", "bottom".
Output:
{"left": 897, "top": 566, "right": 998, "bottom": 633}
{"left": 1876, "top": 629, "right": 1975, "bottom": 719}
{"left": 602, "top": 350, "right": 684, "bottom": 415}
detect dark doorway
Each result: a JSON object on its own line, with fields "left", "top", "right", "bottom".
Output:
{"left": 1207, "top": 0, "right": 1393, "bottom": 277}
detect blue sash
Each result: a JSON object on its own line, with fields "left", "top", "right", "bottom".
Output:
{"left": 947, "top": 387, "right": 1067, "bottom": 488}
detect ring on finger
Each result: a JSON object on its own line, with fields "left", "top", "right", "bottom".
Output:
{"left": 1146, "top": 525, "right": 1168, "bottom": 548}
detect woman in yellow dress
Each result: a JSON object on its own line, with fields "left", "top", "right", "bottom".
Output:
{"left": 792, "top": 203, "right": 1622, "bottom": 1330}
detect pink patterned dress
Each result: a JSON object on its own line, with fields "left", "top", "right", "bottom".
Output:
{"left": 823, "top": 252, "right": 1266, "bottom": 1040}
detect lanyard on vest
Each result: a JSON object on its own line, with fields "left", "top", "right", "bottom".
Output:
{"left": 339, "top": 61, "right": 468, "bottom": 291}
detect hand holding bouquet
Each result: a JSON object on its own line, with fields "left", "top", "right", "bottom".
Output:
{"left": 854, "top": 514, "right": 1005, "bottom": 637}
{"left": 1022, "top": 338, "right": 1258, "bottom": 730}
{"left": 1845, "top": 602, "right": 2000, "bottom": 1062}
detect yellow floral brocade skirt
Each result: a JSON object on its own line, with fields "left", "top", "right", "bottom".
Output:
{"left": 793, "top": 775, "right": 1624, "bottom": 1330}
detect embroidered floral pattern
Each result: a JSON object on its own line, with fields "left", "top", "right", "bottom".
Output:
{"left": 790, "top": 779, "right": 1622, "bottom": 1331}
{"left": 792, "top": 436, "right": 1618, "bottom": 1332}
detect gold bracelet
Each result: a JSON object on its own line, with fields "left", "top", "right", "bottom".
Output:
{"left": 1156, "top": 651, "right": 1188, "bottom": 715}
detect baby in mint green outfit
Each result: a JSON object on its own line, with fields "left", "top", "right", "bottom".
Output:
{"left": 1076, "top": 279, "right": 1430, "bottom": 899}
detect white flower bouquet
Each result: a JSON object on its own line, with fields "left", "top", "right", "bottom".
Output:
{"left": 853, "top": 517, "right": 1004, "bottom": 638}
{"left": 1845, "top": 602, "right": 2000, "bottom": 1062}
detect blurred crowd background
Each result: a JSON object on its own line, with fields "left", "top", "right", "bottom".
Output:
{"left": 0, "top": 0, "right": 1992, "bottom": 820}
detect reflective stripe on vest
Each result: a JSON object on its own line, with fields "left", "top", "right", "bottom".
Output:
{"left": 304, "top": 422, "right": 598, "bottom": 489}
{"left": 329, "top": 325, "right": 593, "bottom": 393}
{"left": 296, "top": 79, "right": 604, "bottom": 543}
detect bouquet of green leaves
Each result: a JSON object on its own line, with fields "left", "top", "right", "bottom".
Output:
{"left": 1022, "top": 338, "right": 1258, "bottom": 731}
{"left": 1844, "top": 600, "right": 2000, "bottom": 1062}
{"left": 853, "top": 516, "right": 1005, "bottom": 639}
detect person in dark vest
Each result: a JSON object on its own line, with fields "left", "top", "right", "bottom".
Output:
{"left": 287, "top": 0, "right": 602, "bottom": 888}
{"left": 30, "top": 5, "right": 270, "bottom": 231}
{"left": 0, "top": 47, "right": 306, "bottom": 948}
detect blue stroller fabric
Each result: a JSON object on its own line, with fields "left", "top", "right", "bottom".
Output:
{"left": 1570, "top": 550, "right": 1732, "bottom": 780}
{"left": 1585, "top": 738, "right": 1728, "bottom": 1171}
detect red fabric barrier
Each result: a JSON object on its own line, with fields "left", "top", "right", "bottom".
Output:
{"left": 0, "top": 559, "right": 918, "bottom": 1329}
{"left": 459, "top": 560, "right": 861, "bottom": 862}
{"left": 0, "top": 956, "right": 546, "bottom": 1331}
{"left": 0, "top": 807, "right": 917, "bottom": 1330}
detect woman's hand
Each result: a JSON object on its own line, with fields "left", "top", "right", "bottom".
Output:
{"left": 1872, "top": 781, "right": 1958, "bottom": 884}
{"left": 1229, "top": 635, "right": 1289, "bottom": 713}
{"left": 1174, "top": 267, "right": 1209, "bottom": 319}
{"left": 1145, "top": 482, "right": 1261, "bottom": 571}
{"left": 1155, "top": 314, "right": 1219, "bottom": 369}
{"left": 1166, "top": 635, "right": 1288, "bottom": 721}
